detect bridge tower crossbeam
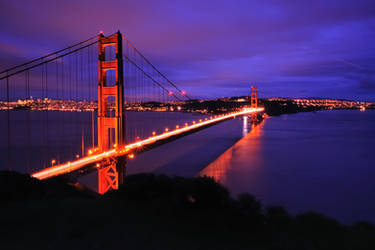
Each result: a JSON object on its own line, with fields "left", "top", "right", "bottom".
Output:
{"left": 97, "top": 31, "right": 125, "bottom": 194}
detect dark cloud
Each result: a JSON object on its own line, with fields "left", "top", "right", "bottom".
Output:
{"left": 359, "top": 78, "right": 375, "bottom": 90}
{"left": 1, "top": 0, "right": 375, "bottom": 100}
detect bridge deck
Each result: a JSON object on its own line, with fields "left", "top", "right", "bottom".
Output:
{"left": 31, "top": 108, "right": 263, "bottom": 180}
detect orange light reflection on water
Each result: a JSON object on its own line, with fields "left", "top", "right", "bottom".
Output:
{"left": 197, "top": 118, "right": 266, "bottom": 184}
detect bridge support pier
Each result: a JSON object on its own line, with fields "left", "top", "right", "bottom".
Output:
{"left": 98, "top": 158, "right": 126, "bottom": 195}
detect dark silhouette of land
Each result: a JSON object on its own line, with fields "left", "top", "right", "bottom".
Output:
{"left": 263, "top": 100, "right": 322, "bottom": 116}
{"left": 1, "top": 171, "right": 374, "bottom": 250}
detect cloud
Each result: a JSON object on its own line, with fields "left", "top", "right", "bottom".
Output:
{"left": 1, "top": 0, "right": 375, "bottom": 100}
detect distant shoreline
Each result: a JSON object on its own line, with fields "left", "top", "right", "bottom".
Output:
{"left": 263, "top": 99, "right": 374, "bottom": 116}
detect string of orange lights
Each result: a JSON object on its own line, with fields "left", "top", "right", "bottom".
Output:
{"left": 32, "top": 108, "right": 263, "bottom": 180}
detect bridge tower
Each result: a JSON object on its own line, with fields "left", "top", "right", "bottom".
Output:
{"left": 250, "top": 86, "right": 258, "bottom": 123}
{"left": 97, "top": 31, "right": 125, "bottom": 194}
{"left": 250, "top": 86, "right": 257, "bottom": 109}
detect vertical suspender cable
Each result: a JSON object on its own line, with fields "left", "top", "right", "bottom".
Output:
{"left": 56, "top": 59, "right": 60, "bottom": 164}
{"left": 46, "top": 63, "right": 48, "bottom": 97}
{"left": 62, "top": 57, "right": 64, "bottom": 100}
{"left": 56, "top": 60, "right": 59, "bottom": 99}
{"left": 75, "top": 52, "right": 79, "bottom": 157}
{"left": 61, "top": 57, "right": 65, "bottom": 163}
{"left": 26, "top": 70, "right": 31, "bottom": 172}
{"left": 68, "top": 54, "right": 73, "bottom": 158}
{"left": 76, "top": 52, "right": 78, "bottom": 100}
{"left": 69, "top": 55, "right": 72, "bottom": 100}
{"left": 89, "top": 46, "right": 95, "bottom": 148}
{"left": 92, "top": 110, "right": 95, "bottom": 148}
{"left": 88, "top": 46, "right": 91, "bottom": 101}
{"left": 79, "top": 49, "right": 84, "bottom": 154}
{"left": 42, "top": 63, "right": 46, "bottom": 169}
{"left": 81, "top": 127, "right": 84, "bottom": 157}
{"left": 46, "top": 63, "right": 49, "bottom": 167}
{"left": 81, "top": 49, "right": 83, "bottom": 100}
{"left": 6, "top": 72, "right": 11, "bottom": 171}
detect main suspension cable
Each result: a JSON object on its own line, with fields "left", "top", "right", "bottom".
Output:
{"left": 122, "top": 34, "right": 191, "bottom": 100}
{"left": 0, "top": 35, "right": 98, "bottom": 75}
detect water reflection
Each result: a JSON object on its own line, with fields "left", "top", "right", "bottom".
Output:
{"left": 242, "top": 116, "right": 248, "bottom": 136}
{"left": 198, "top": 118, "right": 265, "bottom": 184}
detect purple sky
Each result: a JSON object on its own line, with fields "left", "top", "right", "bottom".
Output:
{"left": 1, "top": 0, "right": 375, "bottom": 100}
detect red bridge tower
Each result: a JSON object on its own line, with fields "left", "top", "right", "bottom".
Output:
{"left": 250, "top": 86, "right": 258, "bottom": 123}
{"left": 97, "top": 31, "right": 125, "bottom": 194}
{"left": 250, "top": 86, "right": 257, "bottom": 109}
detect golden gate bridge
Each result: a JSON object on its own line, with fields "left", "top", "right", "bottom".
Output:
{"left": 0, "top": 31, "right": 263, "bottom": 194}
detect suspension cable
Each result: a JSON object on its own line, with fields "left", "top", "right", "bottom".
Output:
{"left": 0, "top": 41, "right": 98, "bottom": 80}
{"left": 123, "top": 54, "right": 183, "bottom": 101}
{"left": 122, "top": 34, "right": 191, "bottom": 100}
{"left": 0, "top": 35, "right": 98, "bottom": 75}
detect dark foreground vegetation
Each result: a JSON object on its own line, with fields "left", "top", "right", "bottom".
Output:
{"left": 1, "top": 171, "right": 374, "bottom": 250}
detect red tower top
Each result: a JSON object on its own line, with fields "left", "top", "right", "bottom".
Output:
{"left": 250, "top": 86, "right": 257, "bottom": 109}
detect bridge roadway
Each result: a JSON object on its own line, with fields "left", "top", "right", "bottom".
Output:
{"left": 32, "top": 108, "right": 264, "bottom": 180}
